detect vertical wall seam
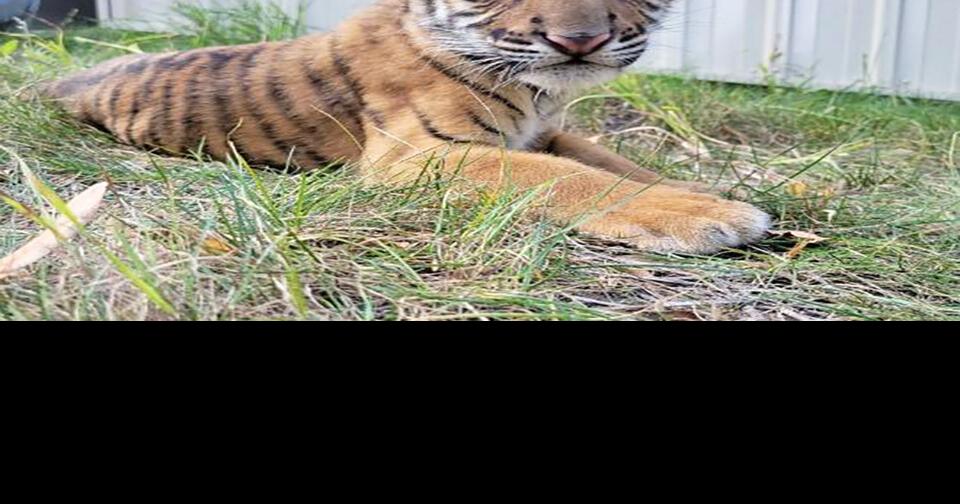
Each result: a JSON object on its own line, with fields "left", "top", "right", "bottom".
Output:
{"left": 917, "top": 0, "right": 932, "bottom": 90}
{"left": 954, "top": 6, "right": 960, "bottom": 88}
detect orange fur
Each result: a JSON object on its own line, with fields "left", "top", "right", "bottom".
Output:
{"left": 43, "top": 0, "right": 770, "bottom": 254}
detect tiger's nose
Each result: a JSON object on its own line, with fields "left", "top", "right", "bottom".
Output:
{"left": 544, "top": 32, "right": 613, "bottom": 56}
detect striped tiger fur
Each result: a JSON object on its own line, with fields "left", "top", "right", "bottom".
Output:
{"left": 43, "top": 0, "right": 771, "bottom": 254}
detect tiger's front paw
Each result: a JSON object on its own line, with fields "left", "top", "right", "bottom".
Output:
{"left": 580, "top": 188, "right": 772, "bottom": 254}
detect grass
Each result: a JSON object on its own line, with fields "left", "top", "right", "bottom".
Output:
{"left": 0, "top": 5, "right": 957, "bottom": 321}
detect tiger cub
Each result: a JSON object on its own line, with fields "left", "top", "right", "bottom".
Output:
{"left": 44, "top": 0, "right": 771, "bottom": 254}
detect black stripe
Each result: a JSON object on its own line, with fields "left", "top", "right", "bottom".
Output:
{"left": 144, "top": 71, "right": 173, "bottom": 149}
{"left": 209, "top": 50, "right": 239, "bottom": 145}
{"left": 330, "top": 38, "right": 386, "bottom": 129}
{"left": 464, "top": 16, "right": 498, "bottom": 28}
{"left": 213, "top": 48, "right": 264, "bottom": 165}
{"left": 107, "top": 57, "right": 151, "bottom": 136}
{"left": 182, "top": 58, "right": 206, "bottom": 155}
{"left": 161, "top": 75, "right": 178, "bottom": 150}
{"left": 398, "top": 22, "right": 524, "bottom": 117}
{"left": 106, "top": 80, "right": 125, "bottom": 135}
{"left": 412, "top": 48, "right": 525, "bottom": 116}
{"left": 468, "top": 111, "right": 501, "bottom": 136}
{"left": 123, "top": 57, "right": 164, "bottom": 147}
{"left": 266, "top": 75, "right": 319, "bottom": 138}
{"left": 156, "top": 51, "right": 206, "bottom": 71}
{"left": 414, "top": 107, "right": 489, "bottom": 145}
{"left": 237, "top": 46, "right": 293, "bottom": 164}
{"left": 305, "top": 55, "right": 359, "bottom": 119}
{"left": 145, "top": 54, "right": 204, "bottom": 151}
{"left": 303, "top": 61, "right": 366, "bottom": 147}
{"left": 261, "top": 55, "right": 332, "bottom": 168}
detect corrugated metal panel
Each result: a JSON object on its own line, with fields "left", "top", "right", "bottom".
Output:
{"left": 95, "top": 0, "right": 375, "bottom": 31}
{"left": 637, "top": 0, "right": 960, "bottom": 101}
{"left": 96, "top": 0, "right": 960, "bottom": 101}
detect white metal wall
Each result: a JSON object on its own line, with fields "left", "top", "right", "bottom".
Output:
{"left": 95, "top": 0, "right": 373, "bottom": 31}
{"left": 638, "top": 0, "right": 960, "bottom": 101}
{"left": 96, "top": 0, "right": 960, "bottom": 101}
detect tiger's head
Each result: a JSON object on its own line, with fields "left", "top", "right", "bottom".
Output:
{"left": 413, "top": 0, "right": 675, "bottom": 92}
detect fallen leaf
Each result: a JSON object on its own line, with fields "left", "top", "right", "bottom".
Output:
{"left": 201, "top": 235, "right": 235, "bottom": 255}
{"left": 769, "top": 230, "right": 828, "bottom": 260}
{"left": 787, "top": 181, "right": 809, "bottom": 197}
{"left": 0, "top": 182, "right": 108, "bottom": 278}
{"left": 785, "top": 241, "right": 815, "bottom": 259}
{"left": 769, "top": 230, "right": 828, "bottom": 243}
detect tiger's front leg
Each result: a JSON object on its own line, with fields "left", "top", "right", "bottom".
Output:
{"left": 544, "top": 130, "right": 711, "bottom": 193}
{"left": 362, "top": 137, "right": 770, "bottom": 255}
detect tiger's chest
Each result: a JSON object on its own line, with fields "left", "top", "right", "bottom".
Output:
{"left": 506, "top": 115, "right": 550, "bottom": 151}
{"left": 504, "top": 93, "right": 564, "bottom": 151}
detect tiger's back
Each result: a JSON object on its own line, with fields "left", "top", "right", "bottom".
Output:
{"left": 45, "top": 34, "right": 367, "bottom": 169}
